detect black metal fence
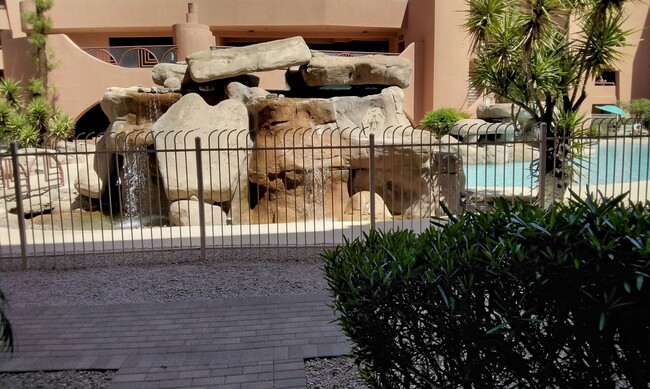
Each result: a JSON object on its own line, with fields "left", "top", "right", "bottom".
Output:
{"left": 1, "top": 119, "right": 648, "bottom": 269}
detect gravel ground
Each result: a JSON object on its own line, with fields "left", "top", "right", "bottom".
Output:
{"left": 0, "top": 255, "right": 367, "bottom": 388}
{"left": 0, "top": 370, "right": 115, "bottom": 389}
{"left": 0, "top": 257, "right": 328, "bottom": 306}
{"left": 306, "top": 357, "right": 369, "bottom": 389}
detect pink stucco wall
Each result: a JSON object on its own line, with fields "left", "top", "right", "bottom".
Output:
{"left": 0, "top": 0, "right": 648, "bottom": 122}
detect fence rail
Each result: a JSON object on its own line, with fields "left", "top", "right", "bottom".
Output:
{"left": 1, "top": 119, "right": 648, "bottom": 269}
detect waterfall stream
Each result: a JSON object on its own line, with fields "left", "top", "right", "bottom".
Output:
{"left": 121, "top": 144, "right": 149, "bottom": 226}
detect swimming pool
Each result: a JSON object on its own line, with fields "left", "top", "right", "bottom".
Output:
{"left": 464, "top": 140, "right": 650, "bottom": 189}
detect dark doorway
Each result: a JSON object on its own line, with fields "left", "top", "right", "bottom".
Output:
{"left": 108, "top": 37, "right": 174, "bottom": 47}
{"left": 75, "top": 104, "right": 110, "bottom": 139}
{"left": 225, "top": 40, "right": 390, "bottom": 53}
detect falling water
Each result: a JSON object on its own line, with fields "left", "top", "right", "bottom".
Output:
{"left": 304, "top": 167, "right": 329, "bottom": 220}
{"left": 121, "top": 143, "right": 149, "bottom": 226}
{"left": 147, "top": 91, "right": 161, "bottom": 122}
{"left": 119, "top": 91, "right": 165, "bottom": 227}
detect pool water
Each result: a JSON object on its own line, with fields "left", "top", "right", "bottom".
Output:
{"left": 583, "top": 141, "right": 650, "bottom": 185}
{"left": 465, "top": 160, "right": 537, "bottom": 189}
{"left": 464, "top": 140, "right": 650, "bottom": 189}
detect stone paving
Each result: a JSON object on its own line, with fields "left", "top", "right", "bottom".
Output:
{"left": 0, "top": 293, "right": 351, "bottom": 388}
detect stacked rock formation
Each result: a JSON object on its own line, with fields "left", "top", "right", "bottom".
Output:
{"left": 78, "top": 36, "right": 464, "bottom": 226}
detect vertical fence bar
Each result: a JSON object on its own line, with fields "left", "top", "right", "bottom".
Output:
{"left": 195, "top": 137, "right": 207, "bottom": 261}
{"left": 538, "top": 123, "right": 547, "bottom": 208}
{"left": 369, "top": 133, "right": 376, "bottom": 231}
{"left": 10, "top": 142, "right": 28, "bottom": 270}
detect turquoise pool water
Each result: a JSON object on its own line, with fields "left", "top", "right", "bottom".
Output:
{"left": 465, "top": 141, "right": 650, "bottom": 188}
{"left": 585, "top": 141, "right": 650, "bottom": 185}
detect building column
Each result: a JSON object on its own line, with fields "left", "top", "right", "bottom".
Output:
{"left": 173, "top": 3, "right": 216, "bottom": 61}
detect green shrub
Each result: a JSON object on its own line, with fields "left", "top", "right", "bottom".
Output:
{"left": 0, "top": 78, "right": 74, "bottom": 147}
{"left": 620, "top": 98, "right": 650, "bottom": 128}
{"left": 324, "top": 193, "right": 650, "bottom": 388}
{"left": 419, "top": 107, "right": 470, "bottom": 137}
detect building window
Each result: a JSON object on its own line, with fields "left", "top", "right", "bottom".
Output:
{"left": 108, "top": 37, "right": 174, "bottom": 47}
{"left": 595, "top": 70, "right": 617, "bottom": 86}
{"left": 467, "top": 60, "right": 480, "bottom": 107}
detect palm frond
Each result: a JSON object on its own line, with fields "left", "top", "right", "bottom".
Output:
{"left": 465, "top": 0, "right": 517, "bottom": 50}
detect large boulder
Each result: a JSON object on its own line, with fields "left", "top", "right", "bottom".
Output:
{"left": 476, "top": 103, "right": 532, "bottom": 123}
{"left": 187, "top": 36, "right": 312, "bottom": 83}
{"left": 450, "top": 119, "right": 515, "bottom": 143}
{"left": 246, "top": 96, "right": 351, "bottom": 223}
{"left": 74, "top": 154, "right": 103, "bottom": 199}
{"left": 100, "top": 87, "right": 181, "bottom": 122}
{"left": 226, "top": 82, "right": 270, "bottom": 107}
{"left": 250, "top": 168, "right": 351, "bottom": 223}
{"left": 342, "top": 191, "right": 392, "bottom": 222}
{"left": 247, "top": 96, "right": 343, "bottom": 175}
{"left": 152, "top": 93, "right": 251, "bottom": 204}
{"left": 331, "top": 87, "right": 413, "bottom": 138}
{"left": 152, "top": 63, "right": 191, "bottom": 87}
{"left": 300, "top": 55, "right": 412, "bottom": 88}
{"left": 169, "top": 200, "right": 227, "bottom": 226}
{"left": 350, "top": 148, "right": 464, "bottom": 218}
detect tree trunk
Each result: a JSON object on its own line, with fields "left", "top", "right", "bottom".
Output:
{"left": 541, "top": 136, "right": 572, "bottom": 206}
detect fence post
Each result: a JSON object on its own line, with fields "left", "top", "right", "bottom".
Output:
{"left": 369, "top": 133, "right": 376, "bottom": 231}
{"left": 538, "top": 122, "right": 547, "bottom": 209}
{"left": 10, "top": 142, "right": 29, "bottom": 270}
{"left": 195, "top": 137, "right": 207, "bottom": 261}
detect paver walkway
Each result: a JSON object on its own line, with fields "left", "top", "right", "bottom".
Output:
{"left": 0, "top": 293, "right": 351, "bottom": 388}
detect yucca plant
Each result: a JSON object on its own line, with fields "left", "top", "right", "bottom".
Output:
{"left": 27, "top": 77, "right": 46, "bottom": 98}
{"left": 45, "top": 110, "right": 75, "bottom": 146}
{"left": 27, "top": 95, "right": 53, "bottom": 135}
{"left": 0, "top": 100, "right": 13, "bottom": 146}
{"left": 0, "top": 78, "right": 23, "bottom": 109}
{"left": 465, "top": 0, "right": 631, "bottom": 204}
{"left": 9, "top": 112, "right": 40, "bottom": 147}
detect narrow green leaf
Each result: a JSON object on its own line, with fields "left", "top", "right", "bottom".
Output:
{"left": 437, "top": 285, "right": 449, "bottom": 308}
{"left": 623, "top": 281, "right": 631, "bottom": 294}
{"left": 599, "top": 312, "right": 606, "bottom": 331}
{"left": 486, "top": 322, "right": 507, "bottom": 335}
{"left": 637, "top": 274, "right": 644, "bottom": 291}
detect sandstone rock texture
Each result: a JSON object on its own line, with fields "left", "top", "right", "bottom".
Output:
{"left": 152, "top": 63, "right": 191, "bottom": 87}
{"left": 342, "top": 191, "right": 392, "bottom": 222}
{"left": 77, "top": 36, "right": 469, "bottom": 227}
{"left": 450, "top": 119, "right": 515, "bottom": 143}
{"left": 476, "top": 103, "right": 532, "bottom": 123}
{"left": 169, "top": 200, "right": 227, "bottom": 226}
{"left": 187, "top": 36, "right": 311, "bottom": 82}
{"left": 331, "top": 87, "right": 412, "bottom": 138}
{"left": 300, "top": 55, "right": 412, "bottom": 88}
{"left": 250, "top": 169, "right": 350, "bottom": 224}
{"left": 100, "top": 87, "right": 181, "bottom": 123}
{"left": 152, "top": 93, "right": 251, "bottom": 204}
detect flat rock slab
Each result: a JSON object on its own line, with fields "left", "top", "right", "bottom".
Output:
{"left": 300, "top": 55, "right": 412, "bottom": 88}
{"left": 187, "top": 36, "right": 312, "bottom": 83}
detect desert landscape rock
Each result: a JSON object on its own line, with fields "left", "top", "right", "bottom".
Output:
{"left": 187, "top": 36, "right": 312, "bottom": 82}
{"left": 152, "top": 94, "right": 251, "bottom": 204}
{"left": 300, "top": 55, "right": 412, "bottom": 88}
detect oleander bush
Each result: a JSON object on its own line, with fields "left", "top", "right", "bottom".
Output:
{"left": 323, "top": 193, "right": 650, "bottom": 388}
